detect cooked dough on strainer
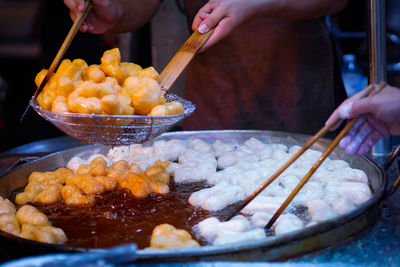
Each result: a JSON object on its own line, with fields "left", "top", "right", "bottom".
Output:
{"left": 35, "top": 48, "right": 183, "bottom": 117}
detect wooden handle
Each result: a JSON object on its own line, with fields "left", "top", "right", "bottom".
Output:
{"left": 35, "top": 0, "right": 93, "bottom": 98}
{"left": 159, "top": 29, "right": 214, "bottom": 90}
{"left": 20, "top": 0, "right": 93, "bottom": 121}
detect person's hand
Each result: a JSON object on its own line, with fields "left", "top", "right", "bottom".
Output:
{"left": 192, "top": 0, "right": 348, "bottom": 52}
{"left": 326, "top": 84, "right": 400, "bottom": 155}
{"left": 64, "top": 0, "right": 121, "bottom": 34}
{"left": 192, "top": 0, "right": 262, "bottom": 52}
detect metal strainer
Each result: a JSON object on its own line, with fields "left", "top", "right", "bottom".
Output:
{"left": 26, "top": 19, "right": 210, "bottom": 146}
{"left": 30, "top": 93, "right": 195, "bottom": 145}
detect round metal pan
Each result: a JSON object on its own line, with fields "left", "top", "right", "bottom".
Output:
{"left": 0, "top": 130, "right": 386, "bottom": 262}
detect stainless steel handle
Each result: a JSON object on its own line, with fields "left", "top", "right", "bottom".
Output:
{"left": 0, "top": 152, "right": 50, "bottom": 177}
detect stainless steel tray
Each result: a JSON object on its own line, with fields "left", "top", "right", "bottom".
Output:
{"left": 0, "top": 130, "right": 386, "bottom": 262}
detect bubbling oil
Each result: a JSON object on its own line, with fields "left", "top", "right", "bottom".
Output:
{"left": 22, "top": 181, "right": 238, "bottom": 249}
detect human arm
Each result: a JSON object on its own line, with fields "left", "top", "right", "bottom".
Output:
{"left": 64, "top": 0, "right": 161, "bottom": 34}
{"left": 326, "top": 84, "right": 400, "bottom": 155}
{"left": 193, "top": 0, "right": 348, "bottom": 51}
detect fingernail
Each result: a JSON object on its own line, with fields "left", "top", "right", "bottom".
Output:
{"left": 198, "top": 24, "right": 209, "bottom": 34}
{"left": 338, "top": 101, "right": 353, "bottom": 118}
{"left": 346, "top": 139, "right": 360, "bottom": 155}
{"left": 358, "top": 139, "right": 375, "bottom": 155}
{"left": 357, "top": 145, "right": 369, "bottom": 156}
{"left": 81, "top": 23, "right": 87, "bottom": 32}
{"left": 346, "top": 144, "right": 357, "bottom": 155}
{"left": 339, "top": 136, "right": 351, "bottom": 148}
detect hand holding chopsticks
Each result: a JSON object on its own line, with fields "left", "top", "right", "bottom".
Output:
{"left": 225, "top": 82, "right": 387, "bottom": 227}
{"left": 20, "top": 0, "right": 93, "bottom": 122}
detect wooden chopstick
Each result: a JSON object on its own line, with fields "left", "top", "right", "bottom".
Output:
{"left": 390, "top": 175, "right": 400, "bottom": 195}
{"left": 384, "top": 144, "right": 400, "bottom": 170}
{"left": 264, "top": 118, "right": 358, "bottom": 228}
{"left": 264, "top": 82, "right": 387, "bottom": 229}
{"left": 387, "top": 144, "right": 400, "bottom": 195}
{"left": 20, "top": 0, "right": 93, "bottom": 122}
{"left": 224, "top": 83, "right": 381, "bottom": 221}
{"left": 159, "top": 29, "right": 214, "bottom": 91}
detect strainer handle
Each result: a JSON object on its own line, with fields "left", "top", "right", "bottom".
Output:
{"left": 159, "top": 29, "right": 214, "bottom": 91}
{"left": 20, "top": 0, "right": 93, "bottom": 122}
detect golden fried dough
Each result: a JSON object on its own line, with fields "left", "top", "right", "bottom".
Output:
{"left": 35, "top": 48, "right": 176, "bottom": 116}
{"left": 148, "top": 224, "right": 199, "bottom": 249}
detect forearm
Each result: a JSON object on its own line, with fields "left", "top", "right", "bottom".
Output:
{"left": 255, "top": 0, "right": 348, "bottom": 20}
{"left": 110, "top": 0, "right": 162, "bottom": 32}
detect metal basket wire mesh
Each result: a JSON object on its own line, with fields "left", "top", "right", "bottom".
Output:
{"left": 30, "top": 93, "right": 195, "bottom": 145}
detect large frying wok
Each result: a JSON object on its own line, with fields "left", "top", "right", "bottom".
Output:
{"left": 0, "top": 130, "right": 387, "bottom": 262}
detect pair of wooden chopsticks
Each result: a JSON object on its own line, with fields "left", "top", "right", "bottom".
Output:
{"left": 225, "top": 82, "right": 387, "bottom": 229}
{"left": 20, "top": 0, "right": 93, "bottom": 122}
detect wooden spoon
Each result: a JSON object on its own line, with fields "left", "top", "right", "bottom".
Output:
{"left": 159, "top": 29, "right": 214, "bottom": 90}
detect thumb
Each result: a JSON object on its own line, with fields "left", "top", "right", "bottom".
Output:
{"left": 325, "top": 109, "right": 343, "bottom": 131}
{"left": 347, "top": 98, "right": 374, "bottom": 118}
{"left": 197, "top": 4, "right": 226, "bottom": 33}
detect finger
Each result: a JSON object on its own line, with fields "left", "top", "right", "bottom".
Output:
{"left": 326, "top": 97, "right": 355, "bottom": 129}
{"left": 193, "top": 11, "right": 211, "bottom": 31}
{"left": 192, "top": 1, "right": 215, "bottom": 31}
{"left": 345, "top": 120, "right": 373, "bottom": 155}
{"left": 330, "top": 120, "right": 343, "bottom": 131}
{"left": 80, "top": 23, "right": 88, "bottom": 32}
{"left": 356, "top": 130, "right": 385, "bottom": 155}
{"left": 70, "top": 11, "right": 88, "bottom": 32}
{"left": 87, "top": 23, "right": 94, "bottom": 32}
{"left": 93, "top": 0, "right": 112, "bottom": 7}
{"left": 347, "top": 97, "right": 375, "bottom": 118}
{"left": 70, "top": 10, "right": 77, "bottom": 21}
{"left": 364, "top": 114, "right": 390, "bottom": 136}
{"left": 347, "top": 116, "right": 366, "bottom": 138}
{"left": 338, "top": 117, "right": 365, "bottom": 152}
{"left": 198, "top": 18, "right": 234, "bottom": 52}
{"left": 337, "top": 100, "right": 355, "bottom": 119}
{"left": 64, "top": 0, "right": 76, "bottom": 10}
{"left": 64, "top": 0, "right": 85, "bottom": 13}
{"left": 198, "top": 3, "right": 227, "bottom": 34}
{"left": 339, "top": 135, "right": 352, "bottom": 149}
{"left": 325, "top": 109, "right": 343, "bottom": 130}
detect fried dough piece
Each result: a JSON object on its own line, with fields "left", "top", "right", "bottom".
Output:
{"left": 119, "top": 161, "right": 171, "bottom": 198}
{"left": 148, "top": 224, "right": 199, "bottom": 249}
{"left": 16, "top": 205, "right": 49, "bottom": 226}
{"left": 122, "top": 76, "right": 162, "bottom": 115}
{"left": 148, "top": 101, "right": 184, "bottom": 116}
{"left": 19, "top": 224, "right": 67, "bottom": 244}
{"left": 0, "top": 213, "right": 20, "bottom": 235}
{"left": 61, "top": 184, "right": 95, "bottom": 206}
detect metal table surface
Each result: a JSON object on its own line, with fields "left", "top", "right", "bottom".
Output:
{"left": 0, "top": 135, "right": 399, "bottom": 266}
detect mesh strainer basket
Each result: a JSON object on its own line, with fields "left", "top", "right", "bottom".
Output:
{"left": 30, "top": 93, "right": 195, "bottom": 145}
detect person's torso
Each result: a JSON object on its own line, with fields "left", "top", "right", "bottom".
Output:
{"left": 182, "top": 0, "right": 344, "bottom": 135}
